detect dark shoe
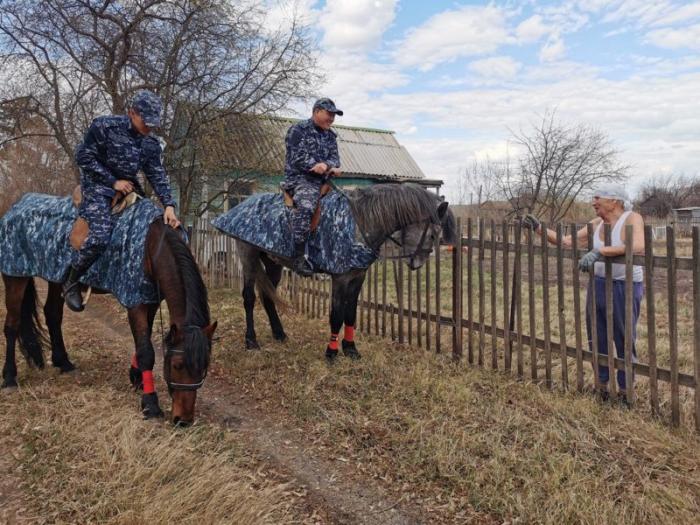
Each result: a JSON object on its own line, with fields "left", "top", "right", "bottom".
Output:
{"left": 62, "top": 267, "right": 85, "bottom": 312}
{"left": 292, "top": 254, "right": 314, "bottom": 277}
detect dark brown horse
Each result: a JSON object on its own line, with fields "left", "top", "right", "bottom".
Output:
{"left": 236, "top": 183, "right": 456, "bottom": 360}
{"left": 1, "top": 220, "right": 216, "bottom": 426}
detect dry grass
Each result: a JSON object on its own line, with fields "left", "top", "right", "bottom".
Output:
{"left": 0, "top": 294, "right": 300, "bottom": 524}
{"left": 211, "top": 287, "right": 700, "bottom": 524}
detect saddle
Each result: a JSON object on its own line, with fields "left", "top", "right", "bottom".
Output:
{"left": 69, "top": 186, "right": 140, "bottom": 250}
{"left": 283, "top": 183, "right": 332, "bottom": 233}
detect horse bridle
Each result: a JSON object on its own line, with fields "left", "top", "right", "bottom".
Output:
{"left": 382, "top": 219, "right": 436, "bottom": 266}
{"left": 153, "top": 224, "right": 208, "bottom": 394}
{"left": 325, "top": 177, "right": 440, "bottom": 265}
{"left": 163, "top": 345, "right": 208, "bottom": 393}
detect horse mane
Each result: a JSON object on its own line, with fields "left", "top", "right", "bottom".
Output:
{"left": 351, "top": 183, "right": 456, "bottom": 241}
{"left": 162, "top": 226, "right": 211, "bottom": 376}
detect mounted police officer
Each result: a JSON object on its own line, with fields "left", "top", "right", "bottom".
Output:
{"left": 282, "top": 98, "right": 343, "bottom": 276}
{"left": 63, "top": 90, "right": 180, "bottom": 312}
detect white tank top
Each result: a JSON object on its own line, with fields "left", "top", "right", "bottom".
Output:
{"left": 592, "top": 211, "right": 643, "bottom": 282}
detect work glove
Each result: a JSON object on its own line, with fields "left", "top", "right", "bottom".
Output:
{"left": 578, "top": 249, "right": 602, "bottom": 272}
{"left": 522, "top": 214, "right": 541, "bottom": 231}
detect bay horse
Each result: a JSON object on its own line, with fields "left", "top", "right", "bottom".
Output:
{"left": 1, "top": 218, "right": 217, "bottom": 426}
{"left": 236, "top": 183, "right": 456, "bottom": 360}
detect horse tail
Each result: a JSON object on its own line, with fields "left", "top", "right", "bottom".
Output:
{"left": 253, "top": 257, "right": 289, "bottom": 314}
{"left": 18, "top": 278, "right": 46, "bottom": 368}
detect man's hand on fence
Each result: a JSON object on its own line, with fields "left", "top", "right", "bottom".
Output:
{"left": 578, "top": 248, "right": 602, "bottom": 272}
{"left": 522, "top": 214, "right": 541, "bottom": 232}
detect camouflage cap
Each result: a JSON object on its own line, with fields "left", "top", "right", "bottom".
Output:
{"left": 130, "top": 90, "right": 163, "bottom": 128}
{"left": 313, "top": 98, "right": 343, "bottom": 116}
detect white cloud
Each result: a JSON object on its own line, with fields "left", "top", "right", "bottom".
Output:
{"left": 646, "top": 23, "right": 700, "bottom": 50}
{"left": 539, "top": 34, "right": 566, "bottom": 62}
{"left": 516, "top": 15, "right": 550, "bottom": 43}
{"left": 469, "top": 56, "right": 522, "bottom": 80}
{"left": 319, "top": 0, "right": 398, "bottom": 51}
{"left": 651, "top": 2, "right": 700, "bottom": 27}
{"left": 394, "top": 6, "right": 512, "bottom": 71}
{"left": 262, "top": 0, "right": 320, "bottom": 33}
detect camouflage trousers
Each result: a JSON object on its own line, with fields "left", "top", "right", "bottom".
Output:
{"left": 70, "top": 192, "right": 114, "bottom": 271}
{"left": 288, "top": 179, "right": 322, "bottom": 245}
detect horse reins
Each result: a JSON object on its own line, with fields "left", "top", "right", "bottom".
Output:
{"left": 324, "top": 175, "right": 438, "bottom": 264}
{"left": 151, "top": 219, "right": 207, "bottom": 393}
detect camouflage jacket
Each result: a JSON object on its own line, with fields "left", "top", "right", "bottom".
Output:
{"left": 283, "top": 118, "right": 340, "bottom": 187}
{"left": 74, "top": 115, "right": 175, "bottom": 208}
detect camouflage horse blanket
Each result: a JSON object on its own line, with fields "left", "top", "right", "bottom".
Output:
{"left": 0, "top": 193, "right": 163, "bottom": 308}
{"left": 211, "top": 190, "right": 376, "bottom": 274}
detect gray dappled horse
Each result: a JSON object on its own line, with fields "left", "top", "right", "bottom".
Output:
{"left": 236, "top": 183, "right": 456, "bottom": 360}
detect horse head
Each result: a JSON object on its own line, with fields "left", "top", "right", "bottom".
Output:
{"left": 390, "top": 194, "right": 457, "bottom": 270}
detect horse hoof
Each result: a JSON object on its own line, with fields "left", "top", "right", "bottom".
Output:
{"left": 341, "top": 340, "right": 361, "bottom": 360}
{"left": 273, "top": 332, "right": 288, "bottom": 343}
{"left": 56, "top": 361, "right": 76, "bottom": 374}
{"left": 1, "top": 378, "right": 18, "bottom": 390}
{"left": 245, "top": 338, "right": 260, "bottom": 350}
{"left": 141, "top": 393, "right": 164, "bottom": 419}
{"left": 325, "top": 347, "right": 338, "bottom": 363}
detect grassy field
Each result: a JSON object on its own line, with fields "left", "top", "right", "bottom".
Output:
{"left": 210, "top": 286, "right": 700, "bottom": 524}
{"left": 281, "top": 238, "right": 698, "bottom": 429}
{"left": 0, "top": 289, "right": 304, "bottom": 525}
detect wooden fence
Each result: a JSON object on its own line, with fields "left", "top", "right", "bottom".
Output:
{"left": 190, "top": 217, "right": 700, "bottom": 433}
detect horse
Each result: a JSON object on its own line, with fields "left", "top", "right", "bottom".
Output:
{"left": 232, "top": 182, "right": 456, "bottom": 360}
{"left": 1, "top": 211, "right": 217, "bottom": 426}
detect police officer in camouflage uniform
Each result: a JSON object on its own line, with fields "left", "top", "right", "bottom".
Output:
{"left": 282, "top": 98, "right": 343, "bottom": 276}
{"left": 63, "top": 90, "right": 180, "bottom": 312}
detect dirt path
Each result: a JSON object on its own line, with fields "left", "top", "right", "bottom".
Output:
{"left": 77, "top": 293, "right": 428, "bottom": 525}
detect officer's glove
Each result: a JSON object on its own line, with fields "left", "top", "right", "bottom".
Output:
{"left": 578, "top": 249, "right": 602, "bottom": 272}
{"left": 522, "top": 214, "right": 541, "bottom": 231}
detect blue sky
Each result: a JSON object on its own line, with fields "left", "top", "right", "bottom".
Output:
{"left": 267, "top": 1, "right": 700, "bottom": 201}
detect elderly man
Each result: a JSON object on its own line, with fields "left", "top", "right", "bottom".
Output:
{"left": 63, "top": 90, "right": 180, "bottom": 312}
{"left": 282, "top": 98, "right": 343, "bottom": 276}
{"left": 523, "top": 184, "right": 645, "bottom": 403}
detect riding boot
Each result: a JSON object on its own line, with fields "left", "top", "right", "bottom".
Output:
{"left": 62, "top": 266, "right": 85, "bottom": 312}
{"left": 292, "top": 242, "right": 314, "bottom": 277}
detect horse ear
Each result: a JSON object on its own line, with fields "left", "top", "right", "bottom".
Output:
{"left": 203, "top": 321, "right": 218, "bottom": 340}
{"left": 437, "top": 201, "right": 449, "bottom": 219}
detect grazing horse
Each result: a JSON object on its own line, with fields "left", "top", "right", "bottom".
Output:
{"left": 230, "top": 183, "right": 456, "bottom": 360}
{"left": 1, "top": 214, "right": 217, "bottom": 426}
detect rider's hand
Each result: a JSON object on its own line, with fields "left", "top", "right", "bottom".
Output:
{"left": 164, "top": 206, "right": 181, "bottom": 229}
{"left": 329, "top": 167, "right": 342, "bottom": 177}
{"left": 310, "top": 162, "right": 329, "bottom": 175}
{"left": 113, "top": 179, "right": 134, "bottom": 194}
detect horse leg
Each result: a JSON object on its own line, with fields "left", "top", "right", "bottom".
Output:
{"left": 2, "top": 276, "right": 27, "bottom": 388}
{"left": 242, "top": 271, "right": 260, "bottom": 349}
{"left": 128, "top": 304, "right": 157, "bottom": 390}
{"left": 261, "top": 255, "right": 286, "bottom": 342}
{"left": 44, "top": 282, "right": 75, "bottom": 373}
{"left": 325, "top": 275, "right": 348, "bottom": 362}
{"left": 341, "top": 271, "right": 367, "bottom": 360}
{"left": 128, "top": 305, "right": 163, "bottom": 418}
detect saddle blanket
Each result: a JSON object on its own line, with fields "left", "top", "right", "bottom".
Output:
{"left": 211, "top": 191, "right": 376, "bottom": 274}
{"left": 0, "top": 193, "right": 163, "bottom": 308}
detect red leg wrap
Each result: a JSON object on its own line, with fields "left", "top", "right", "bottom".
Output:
{"left": 142, "top": 370, "right": 155, "bottom": 394}
{"left": 344, "top": 325, "right": 355, "bottom": 342}
{"left": 329, "top": 333, "right": 339, "bottom": 350}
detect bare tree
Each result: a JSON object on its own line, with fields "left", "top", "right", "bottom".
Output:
{"left": 635, "top": 174, "right": 700, "bottom": 217}
{"left": 458, "top": 112, "right": 627, "bottom": 223}
{"left": 0, "top": 0, "right": 318, "bottom": 210}
{"left": 455, "top": 158, "right": 503, "bottom": 207}
{"left": 511, "top": 112, "right": 628, "bottom": 222}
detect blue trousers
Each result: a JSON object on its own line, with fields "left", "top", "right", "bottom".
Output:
{"left": 586, "top": 277, "right": 644, "bottom": 391}
{"left": 287, "top": 178, "right": 322, "bottom": 245}
{"left": 70, "top": 193, "right": 114, "bottom": 271}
